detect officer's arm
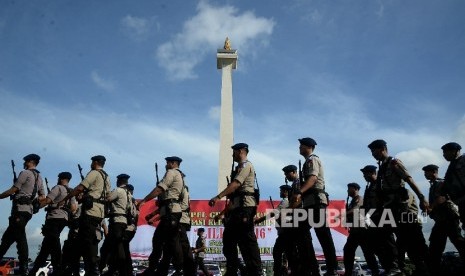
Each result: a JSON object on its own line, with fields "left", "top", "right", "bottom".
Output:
{"left": 300, "top": 175, "right": 317, "bottom": 194}
{"left": 404, "top": 177, "right": 428, "bottom": 209}
{"left": 139, "top": 186, "right": 164, "bottom": 206}
{"left": 59, "top": 184, "right": 86, "bottom": 205}
{"left": 0, "top": 186, "right": 19, "bottom": 199}
{"left": 217, "top": 180, "right": 240, "bottom": 199}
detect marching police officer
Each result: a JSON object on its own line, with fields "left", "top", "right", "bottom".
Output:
{"left": 209, "top": 143, "right": 263, "bottom": 276}
{"left": 0, "top": 153, "right": 45, "bottom": 276}
{"left": 368, "top": 139, "right": 429, "bottom": 275}
{"left": 441, "top": 142, "right": 465, "bottom": 228}
{"left": 59, "top": 155, "right": 111, "bottom": 276}
{"left": 359, "top": 165, "right": 395, "bottom": 273}
{"left": 423, "top": 164, "right": 465, "bottom": 274}
{"left": 100, "top": 173, "right": 132, "bottom": 276}
{"left": 342, "top": 182, "right": 379, "bottom": 276}
{"left": 193, "top": 228, "right": 209, "bottom": 276}
{"left": 294, "top": 137, "right": 338, "bottom": 276}
{"left": 284, "top": 164, "right": 319, "bottom": 276}
{"left": 30, "top": 172, "right": 77, "bottom": 276}
{"left": 255, "top": 183, "right": 293, "bottom": 276}
{"left": 123, "top": 184, "right": 139, "bottom": 276}
{"left": 138, "top": 156, "right": 185, "bottom": 276}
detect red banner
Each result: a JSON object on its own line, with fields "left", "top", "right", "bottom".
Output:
{"left": 130, "top": 200, "right": 348, "bottom": 261}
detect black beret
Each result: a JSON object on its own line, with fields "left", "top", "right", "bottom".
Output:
{"left": 279, "top": 185, "right": 293, "bottom": 191}
{"left": 58, "top": 172, "right": 72, "bottom": 180}
{"left": 126, "top": 184, "right": 134, "bottom": 191}
{"left": 298, "top": 137, "right": 317, "bottom": 147}
{"left": 347, "top": 182, "right": 361, "bottom": 190}
{"left": 231, "top": 143, "right": 249, "bottom": 150}
{"left": 441, "top": 142, "right": 462, "bottom": 151}
{"left": 23, "top": 153, "right": 40, "bottom": 162}
{"left": 360, "top": 165, "right": 377, "bottom": 173}
{"left": 368, "top": 139, "right": 387, "bottom": 150}
{"left": 91, "top": 155, "right": 106, "bottom": 162}
{"left": 117, "top": 173, "right": 130, "bottom": 180}
{"left": 422, "top": 164, "right": 439, "bottom": 172}
{"left": 198, "top": 227, "right": 205, "bottom": 232}
{"left": 165, "top": 156, "right": 182, "bottom": 163}
{"left": 282, "top": 165, "right": 297, "bottom": 173}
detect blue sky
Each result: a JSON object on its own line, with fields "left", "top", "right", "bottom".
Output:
{"left": 1, "top": 0, "right": 464, "bottom": 257}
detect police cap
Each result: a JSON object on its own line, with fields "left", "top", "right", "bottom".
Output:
{"left": 117, "top": 173, "right": 131, "bottom": 180}
{"left": 165, "top": 156, "right": 182, "bottom": 163}
{"left": 58, "top": 172, "right": 72, "bottom": 180}
{"left": 279, "top": 185, "right": 293, "bottom": 191}
{"left": 23, "top": 153, "right": 40, "bottom": 162}
{"left": 347, "top": 182, "right": 361, "bottom": 190}
{"left": 298, "top": 137, "right": 317, "bottom": 147}
{"left": 441, "top": 142, "right": 462, "bottom": 151}
{"left": 360, "top": 165, "right": 377, "bottom": 173}
{"left": 282, "top": 165, "right": 297, "bottom": 173}
{"left": 198, "top": 227, "right": 205, "bottom": 232}
{"left": 368, "top": 139, "right": 387, "bottom": 150}
{"left": 231, "top": 143, "right": 249, "bottom": 150}
{"left": 422, "top": 164, "right": 439, "bottom": 172}
{"left": 91, "top": 155, "right": 106, "bottom": 162}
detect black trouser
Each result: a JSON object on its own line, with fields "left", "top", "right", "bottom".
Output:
{"left": 343, "top": 229, "right": 379, "bottom": 276}
{"left": 0, "top": 211, "right": 32, "bottom": 275}
{"left": 32, "top": 218, "right": 68, "bottom": 275}
{"left": 395, "top": 220, "right": 430, "bottom": 274}
{"left": 286, "top": 213, "right": 319, "bottom": 276}
{"left": 78, "top": 214, "right": 103, "bottom": 276}
{"left": 179, "top": 223, "right": 195, "bottom": 276}
{"left": 307, "top": 205, "right": 338, "bottom": 274}
{"left": 223, "top": 207, "right": 262, "bottom": 276}
{"left": 153, "top": 212, "right": 183, "bottom": 275}
{"left": 145, "top": 223, "right": 164, "bottom": 274}
{"left": 272, "top": 233, "right": 288, "bottom": 276}
{"left": 368, "top": 209, "right": 399, "bottom": 273}
{"left": 194, "top": 256, "right": 209, "bottom": 276}
{"left": 429, "top": 218, "right": 465, "bottom": 275}
{"left": 101, "top": 221, "right": 127, "bottom": 276}
{"left": 62, "top": 230, "right": 81, "bottom": 276}
{"left": 123, "top": 230, "right": 136, "bottom": 276}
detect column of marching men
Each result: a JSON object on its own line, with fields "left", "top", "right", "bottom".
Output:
{"left": 0, "top": 137, "right": 464, "bottom": 276}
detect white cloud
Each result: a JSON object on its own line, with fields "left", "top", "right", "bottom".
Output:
{"left": 208, "top": 105, "right": 221, "bottom": 120}
{"left": 155, "top": 1, "right": 275, "bottom": 81}
{"left": 91, "top": 71, "right": 116, "bottom": 92}
{"left": 121, "top": 15, "right": 158, "bottom": 41}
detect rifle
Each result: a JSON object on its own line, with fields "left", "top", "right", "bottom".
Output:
{"left": 298, "top": 160, "right": 304, "bottom": 185}
{"left": 155, "top": 162, "right": 160, "bottom": 184}
{"left": 77, "top": 164, "right": 85, "bottom": 181}
{"left": 45, "top": 177, "right": 51, "bottom": 194}
{"left": 269, "top": 195, "right": 275, "bottom": 209}
{"left": 10, "top": 160, "right": 17, "bottom": 200}
{"left": 11, "top": 160, "right": 17, "bottom": 183}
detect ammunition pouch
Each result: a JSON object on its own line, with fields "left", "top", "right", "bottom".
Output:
{"left": 14, "top": 197, "right": 32, "bottom": 205}
{"left": 32, "top": 198, "right": 40, "bottom": 214}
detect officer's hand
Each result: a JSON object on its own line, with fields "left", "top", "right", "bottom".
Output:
{"left": 209, "top": 196, "right": 219, "bottom": 207}
{"left": 145, "top": 212, "right": 155, "bottom": 222}
{"left": 136, "top": 199, "right": 146, "bottom": 208}
{"left": 419, "top": 199, "right": 429, "bottom": 212}
{"left": 290, "top": 194, "right": 302, "bottom": 208}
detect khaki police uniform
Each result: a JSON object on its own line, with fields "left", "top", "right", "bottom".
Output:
{"left": 444, "top": 154, "right": 465, "bottom": 226}
{"left": 301, "top": 154, "right": 338, "bottom": 275}
{"left": 377, "top": 156, "right": 429, "bottom": 274}
{"left": 223, "top": 160, "right": 263, "bottom": 276}
{"left": 343, "top": 192, "right": 379, "bottom": 276}
{"left": 31, "top": 183, "right": 75, "bottom": 276}
{"left": 100, "top": 185, "right": 130, "bottom": 276}
{"left": 123, "top": 188, "right": 138, "bottom": 276}
{"left": 150, "top": 168, "right": 184, "bottom": 275}
{"left": 0, "top": 168, "right": 44, "bottom": 275}
{"left": 79, "top": 169, "right": 111, "bottom": 276}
